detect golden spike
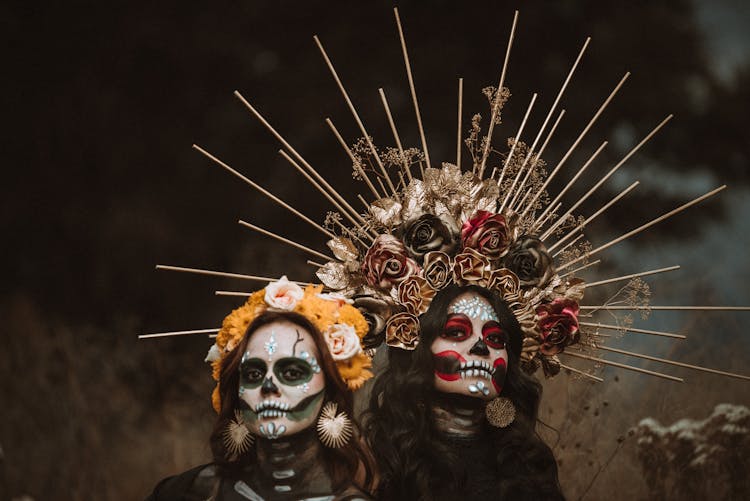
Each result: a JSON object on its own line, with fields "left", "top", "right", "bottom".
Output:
{"left": 507, "top": 38, "right": 589, "bottom": 211}
{"left": 581, "top": 305, "right": 750, "bottom": 311}
{"left": 377, "top": 178, "right": 389, "bottom": 199}
{"left": 156, "top": 265, "right": 308, "bottom": 285}
{"left": 215, "top": 291, "right": 252, "bottom": 297}
{"left": 325, "top": 118, "right": 381, "bottom": 199}
{"left": 539, "top": 115, "right": 673, "bottom": 239}
{"left": 494, "top": 92, "right": 538, "bottom": 189}
{"left": 562, "top": 351, "right": 683, "bottom": 382}
{"left": 357, "top": 194, "right": 370, "bottom": 210}
{"left": 192, "top": 144, "right": 335, "bottom": 240}
{"left": 558, "top": 259, "right": 601, "bottom": 279}
{"left": 510, "top": 109, "right": 566, "bottom": 212}
{"left": 314, "top": 36, "right": 396, "bottom": 194}
{"left": 278, "top": 149, "right": 372, "bottom": 236}
{"left": 456, "top": 78, "right": 464, "bottom": 170}
{"left": 552, "top": 233, "right": 584, "bottom": 258}
{"left": 545, "top": 181, "right": 639, "bottom": 248}
{"left": 584, "top": 265, "right": 680, "bottom": 289}
{"left": 307, "top": 259, "right": 324, "bottom": 268}
{"left": 558, "top": 363, "right": 604, "bottom": 382}
{"left": 580, "top": 321, "right": 686, "bottom": 340}
{"left": 233, "top": 91, "right": 363, "bottom": 225}
{"left": 394, "top": 7, "right": 432, "bottom": 169}
{"left": 330, "top": 217, "right": 370, "bottom": 248}
{"left": 397, "top": 171, "right": 407, "bottom": 191}
{"left": 238, "top": 220, "right": 333, "bottom": 262}
{"left": 535, "top": 202, "right": 561, "bottom": 232}
{"left": 520, "top": 72, "right": 630, "bottom": 220}
{"left": 139, "top": 328, "right": 219, "bottom": 340}
{"left": 559, "top": 185, "right": 727, "bottom": 271}
{"left": 478, "top": 10, "right": 519, "bottom": 178}
{"left": 596, "top": 345, "right": 750, "bottom": 381}
{"left": 531, "top": 141, "right": 608, "bottom": 233}
{"left": 378, "top": 88, "right": 412, "bottom": 182}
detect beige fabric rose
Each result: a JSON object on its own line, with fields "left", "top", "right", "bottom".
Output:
{"left": 324, "top": 323, "right": 362, "bottom": 361}
{"left": 452, "top": 248, "right": 490, "bottom": 285}
{"left": 397, "top": 276, "right": 437, "bottom": 315}
{"left": 264, "top": 276, "right": 304, "bottom": 310}
{"left": 423, "top": 251, "right": 453, "bottom": 290}
{"left": 385, "top": 312, "right": 420, "bottom": 350}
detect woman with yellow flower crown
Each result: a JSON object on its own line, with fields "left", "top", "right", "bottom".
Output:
{"left": 146, "top": 277, "right": 376, "bottom": 500}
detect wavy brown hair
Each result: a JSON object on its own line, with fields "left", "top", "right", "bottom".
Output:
{"left": 210, "top": 310, "right": 375, "bottom": 494}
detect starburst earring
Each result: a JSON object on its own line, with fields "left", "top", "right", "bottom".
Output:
{"left": 222, "top": 410, "right": 254, "bottom": 456}
{"left": 486, "top": 396, "right": 516, "bottom": 428}
{"left": 317, "top": 402, "right": 353, "bottom": 448}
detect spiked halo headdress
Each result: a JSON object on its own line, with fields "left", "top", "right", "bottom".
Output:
{"left": 143, "top": 8, "right": 750, "bottom": 389}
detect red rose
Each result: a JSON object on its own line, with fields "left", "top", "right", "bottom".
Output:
{"left": 535, "top": 299, "right": 580, "bottom": 355}
{"left": 461, "top": 210, "right": 514, "bottom": 260}
{"left": 361, "top": 235, "right": 420, "bottom": 290}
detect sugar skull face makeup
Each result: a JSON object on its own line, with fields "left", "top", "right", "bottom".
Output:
{"left": 238, "top": 321, "right": 325, "bottom": 440}
{"left": 431, "top": 292, "right": 509, "bottom": 399}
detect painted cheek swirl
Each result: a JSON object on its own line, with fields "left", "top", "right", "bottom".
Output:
{"left": 433, "top": 351, "right": 466, "bottom": 381}
{"left": 492, "top": 358, "right": 507, "bottom": 394}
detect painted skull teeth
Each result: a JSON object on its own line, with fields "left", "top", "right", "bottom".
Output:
{"left": 253, "top": 399, "right": 292, "bottom": 416}
{"left": 458, "top": 360, "right": 494, "bottom": 380}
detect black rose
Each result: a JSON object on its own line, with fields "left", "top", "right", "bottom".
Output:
{"left": 353, "top": 295, "right": 393, "bottom": 350}
{"left": 401, "top": 214, "right": 458, "bottom": 262}
{"left": 505, "top": 236, "right": 555, "bottom": 287}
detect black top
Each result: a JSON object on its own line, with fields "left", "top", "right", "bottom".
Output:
{"left": 146, "top": 463, "right": 371, "bottom": 501}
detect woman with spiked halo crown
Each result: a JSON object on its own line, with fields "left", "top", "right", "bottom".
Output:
{"left": 147, "top": 277, "right": 376, "bottom": 500}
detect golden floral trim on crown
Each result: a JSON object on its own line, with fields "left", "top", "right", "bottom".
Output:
{"left": 317, "top": 168, "right": 587, "bottom": 378}
{"left": 206, "top": 276, "right": 373, "bottom": 412}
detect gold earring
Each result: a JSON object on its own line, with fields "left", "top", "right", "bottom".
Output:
{"left": 485, "top": 396, "right": 516, "bottom": 428}
{"left": 222, "top": 410, "right": 254, "bottom": 456}
{"left": 317, "top": 402, "right": 353, "bottom": 448}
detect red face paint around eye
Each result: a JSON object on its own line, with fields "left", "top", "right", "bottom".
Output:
{"left": 482, "top": 321, "right": 508, "bottom": 349}
{"left": 433, "top": 350, "right": 466, "bottom": 381}
{"left": 441, "top": 314, "right": 473, "bottom": 342}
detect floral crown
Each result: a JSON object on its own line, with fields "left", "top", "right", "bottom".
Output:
{"left": 204, "top": 276, "right": 373, "bottom": 412}
{"left": 317, "top": 166, "right": 583, "bottom": 377}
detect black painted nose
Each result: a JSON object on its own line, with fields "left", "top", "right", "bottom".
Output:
{"left": 469, "top": 337, "right": 490, "bottom": 356}
{"left": 261, "top": 376, "right": 280, "bottom": 395}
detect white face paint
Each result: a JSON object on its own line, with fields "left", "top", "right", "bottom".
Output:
{"left": 431, "top": 292, "right": 509, "bottom": 400}
{"left": 238, "top": 321, "right": 326, "bottom": 440}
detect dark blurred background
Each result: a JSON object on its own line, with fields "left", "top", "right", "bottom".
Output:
{"left": 2, "top": 0, "right": 749, "bottom": 499}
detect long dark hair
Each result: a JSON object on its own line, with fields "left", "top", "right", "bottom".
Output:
{"left": 364, "top": 285, "right": 563, "bottom": 499}
{"left": 210, "top": 310, "right": 375, "bottom": 493}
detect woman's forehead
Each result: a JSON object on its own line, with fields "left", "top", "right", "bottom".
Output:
{"left": 448, "top": 292, "right": 498, "bottom": 322}
{"left": 246, "top": 321, "right": 318, "bottom": 358}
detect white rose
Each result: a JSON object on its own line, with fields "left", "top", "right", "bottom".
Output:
{"left": 204, "top": 343, "right": 221, "bottom": 363}
{"left": 264, "top": 276, "right": 304, "bottom": 310}
{"left": 324, "top": 323, "right": 362, "bottom": 361}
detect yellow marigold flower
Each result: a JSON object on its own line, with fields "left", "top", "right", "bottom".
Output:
{"left": 295, "top": 286, "right": 338, "bottom": 333}
{"left": 337, "top": 352, "right": 374, "bottom": 391}
{"left": 337, "top": 304, "right": 369, "bottom": 338}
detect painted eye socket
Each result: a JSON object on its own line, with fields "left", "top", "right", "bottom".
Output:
{"left": 482, "top": 322, "right": 508, "bottom": 350}
{"left": 240, "top": 357, "right": 267, "bottom": 387}
{"left": 274, "top": 358, "right": 314, "bottom": 386}
{"left": 441, "top": 315, "right": 472, "bottom": 342}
